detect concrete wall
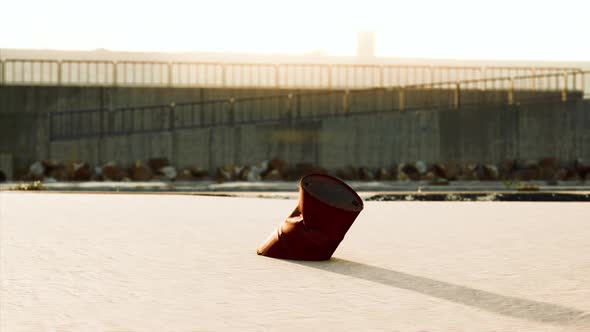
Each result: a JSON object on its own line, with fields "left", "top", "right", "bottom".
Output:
{"left": 0, "top": 85, "right": 292, "bottom": 114}
{"left": 0, "top": 153, "right": 13, "bottom": 180}
{"left": 1, "top": 84, "right": 588, "bottom": 177}
{"left": 43, "top": 99, "right": 590, "bottom": 175}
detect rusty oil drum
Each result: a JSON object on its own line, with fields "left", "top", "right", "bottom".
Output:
{"left": 257, "top": 173, "right": 364, "bottom": 260}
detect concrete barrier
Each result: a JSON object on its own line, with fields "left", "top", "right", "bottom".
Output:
{"left": 1, "top": 84, "right": 588, "bottom": 177}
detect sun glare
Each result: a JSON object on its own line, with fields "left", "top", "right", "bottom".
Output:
{"left": 0, "top": 0, "right": 589, "bottom": 61}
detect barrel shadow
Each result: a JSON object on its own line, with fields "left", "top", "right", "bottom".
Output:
{"left": 289, "top": 258, "right": 590, "bottom": 326}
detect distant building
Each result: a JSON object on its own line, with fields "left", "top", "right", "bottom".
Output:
{"left": 357, "top": 31, "right": 375, "bottom": 57}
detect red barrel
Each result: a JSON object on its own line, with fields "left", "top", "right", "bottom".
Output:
{"left": 257, "top": 173, "right": 364, "bottom": 260}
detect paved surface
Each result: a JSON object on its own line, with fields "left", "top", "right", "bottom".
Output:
{"left": 2, "top": 180, "right": 590, "bottom": 193}
{"left": 1, "top": 192, "right": 589, "bottom": 331}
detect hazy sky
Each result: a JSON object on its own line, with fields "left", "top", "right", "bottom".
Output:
{"left": 1, "top": 0, "right": 589, "bottom": 61}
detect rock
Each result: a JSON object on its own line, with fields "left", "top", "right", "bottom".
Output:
{"left": 476, "top": 164, "right": 499, "bottom": 181}
{"left": 129, "top": 161, "right": 153, "bottom": 181}
{"left": 72, "top": 162, "right": 93, "bottom": 181}
{"left": 553, "top": 168, "right": 570, "bottom": 181}
{"left": 539, "top": 157, "right": 558, "bottom": 169}
{"left": 102, "top": 162, "right": 126, "bottom": 181}
{"left": 242, "top": 166, "right": 262, "bottom": 182}
{"left": 41, "top": 160, "right": 61, "bottom": 176}
{"left": 462, "top": 163, "right": 479, "bottom": 180}
{"left": 93, "top": 166, "right": 104, "bottom": 181}
{"left": 159, "top": 166, "right": 177, "bottom": 181}
{"left": 43, "top": 177, "right": 57, "bottom": 183}
{"left": 431, "top": 162, "right": 460, "bottom": 181}
{"left": 560, "top": 161, "right": 581, "bottom": 181}
{"left": 234, "top": 165, "right": 244, "bottom": 178}
{"left": 188, "top": 165, "right": 208, "bottom": 179}
{"left": 430, "top": 163, "right": 447, "bottom": 179}
{"left": 47, "top": 164, "right": 69, "bottom": 181}
{"left": 415, "top": 161, "right": 428, "bottom": 174}
{"left": 175, "top": 169, "right": 195, "bottom": 181}
{"left": 429, "top": 178, "right": 450, "bottom": 185}
{"left": 375, "top": 167, "right": 393, "bottom": 180}
{"left": 246, "top": 163, "right": 269, "bottom": 181}
{"left": 513, "top": 160, "right": 540, "bottom": 181}
{"left": 399, "top": 163, "right": 420, "bottom": 181}
{"left": 500, "top": 159, "right": 517, "bottom": 180}
{"left": 336, "top": 166, "right": 358, "bottom": 180}
{"left": 358, "top": 167, "right": 374, "bottom": 181}
{"left": 148, "top": 158, "right": 170, "bottom": 173}
{"left": 575, "top": 158, "right": 590, "bottom": 180}
{"left": 539, "top": 157, "right": 558, "bottom": 180}
{"left": 263, "top": 169, "right": 283, "bottom": 181}
{"left": 29, "top": 161, "right": 45, "bottom": 178}
{"left": 269, "top": 158, "right": 287, "bottom": 174}
{"left": 216, "top": 167, "right": 233, "bottom": 182}
{"left": 397, "top": 171, "right": 409, "bottom": 181}
{"left": 422, "top": 171, "right": 436, "bottom": 181}
{"left": 151, "top": 175, "right": 169, "bottom": 182}
{"left": 435, "top": 162, "right": 460, "bottom": 180}
{"left": 486, "top": 165, "right": 499, "bottom": 180}
{"left": 294, "top": 163, "right": 326, "bottom": 177}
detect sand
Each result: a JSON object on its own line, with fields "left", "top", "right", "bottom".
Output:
{"left": 1, "top": 192, "right": 589, "bottom": 331}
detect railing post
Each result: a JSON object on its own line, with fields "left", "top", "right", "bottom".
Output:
{"left": 508, "top": 78, "right": 515, "bottom": 106}
{"left": 0, "top": 59, "right": 4, "bottom": 86}
{"left": 481, "top": 67, "right": 487, "bottom": 91}
{"left": 98, "top": 88, "right": 105, "bottom": 164}
{"left": 561, "top": 72, "right": 568, "bottom": 102}
{"left": 274, "top": 64, "right": 280, "bottom": 89}
{"left": 56, "top": 61, "right": 62, "bottom": 85}
{"left": 228, "top": 97, "right": 235, "bottom": 125}
{"left": 398, "top": 87, "right": 405, "bottom": 112}
{"left": 47, "top": 109, "right": 53, "bottom": 147}
{"left": 454, "top": 82, "right": 461, "bottom": 110}
{"left": 343, "top": 89, "right": 350, "bottom": 113}
{"left": 286, "top": 93, "right": 293, "bottom": 119}
{"left": 221, "top": 63, "right": 227, "bottom": 87}
{"left": 112, "top": 61, "right": 118, "bottom": 87}
{"left": 327, "top": 65, "right": 332, "bottom": 90}
{"left": 169, "top": 101, "right": 177, "bottom": 165}
{"left": 168, "top": 62, "right": 174, "bottom": 87}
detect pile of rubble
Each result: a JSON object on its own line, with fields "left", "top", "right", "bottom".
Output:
{"left": 21, "top": 158, "right": 208, "bottom": 183}
{"left": 335, "top": 158, "right": 590, "bottom": 183}
{"left": 18, "top": 157, "right": 590, "bottom": 183}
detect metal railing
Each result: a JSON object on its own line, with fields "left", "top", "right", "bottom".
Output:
{"left": 48, "top": 70, "right": 589, "bottom": 141}
{"left": 0, "top": 57, "right": 580, "bottom": 90}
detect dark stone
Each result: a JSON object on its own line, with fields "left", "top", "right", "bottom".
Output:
{"left": 102, "top": 162, "right": 126, "bottom": 181}
{"left": 539, "top": 157, "right": 558, "bottom": 180}
{"left": 159, "top": 166, "right": 177, "bottom": 181}
{"left": 148, "top": 158, "right": 170, "bottom": 173}
{"left": 216, "top": 167, "right": 233, "bottom": 182}
{"left": 176, "top": 169, "right": 195, "bottom": 181}
{"left": 575, "top": 159, "right": 590, "bottom": 180}
{"left": 129, "top": 161, "right": 153, "bottom": 181}
{"left": 189, "top": 165, "right": 208, "bottom": 179}
{"left": 400, "top": 163, "right": 420, "bottom": 181}
{"left": 263, "top": 169, "right": 283, "bottom": 181}
{"left": 336, "top": 166, "right": 358, "bottom": 180}
{"left": 375, "top": 167, "right": 393, "bottom": 181}
{"left": 72, "top": 162, "right": 93, "bottom": 181}
{"left": 358, "top": 167, "right": 375, "bottom": 181}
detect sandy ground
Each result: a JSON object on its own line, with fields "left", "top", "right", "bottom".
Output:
{"left": 2, "top": 180, "right": 590, "bottom": 193}
{"left": 1, "top": 192, "right": 589, "bottom": 331}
